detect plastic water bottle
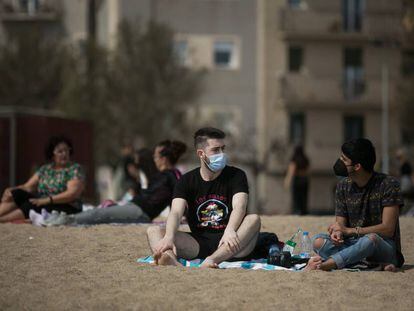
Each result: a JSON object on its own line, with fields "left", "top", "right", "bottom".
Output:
{"left": 299, "top": 231, "right": 312, "bottom": 258}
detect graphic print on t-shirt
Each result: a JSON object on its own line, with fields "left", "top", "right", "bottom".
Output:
{"left": 196, "top": 197, "right": 229, "bottom": 230}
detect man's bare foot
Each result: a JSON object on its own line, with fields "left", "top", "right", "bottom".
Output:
{"left": 383, "top": 263, "right": 397, "bottom": 272}
{"left": 303, "top": 256, "right": 322, "bottom": 271}
{"left": 157, "top": 253, "right": 182, "bottom": 266}
{"left": 200, "top": 257, "right": 219, "bottom": 269}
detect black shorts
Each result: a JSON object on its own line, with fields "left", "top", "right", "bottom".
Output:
{"left": 11, "top": 189, "right": 81, "bottom": 219}
{"left": 188, "top": 231, "right": 224, "bottom": 259}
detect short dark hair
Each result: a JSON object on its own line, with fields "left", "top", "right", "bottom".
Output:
{"left": 157, "top": 140, "right": 187, "bottom": 165}
{"left": 341, "top": 138, "right": 376, "bottom": 172}
{"left": 45, "top": 135, "right": 74, "bottom": 160}
{"left": 194, "top": 127, "right": 226, "bottom": 149}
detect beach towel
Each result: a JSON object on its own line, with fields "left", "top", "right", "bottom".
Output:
{"left": 137, "top": 256, "right": 307, "bottom": 271}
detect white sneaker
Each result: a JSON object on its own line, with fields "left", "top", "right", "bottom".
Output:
{"left": 44, "top": 211, "right": 60, "bottom": 226}
{"left": 41, "top": 208, "right": 50, "bottom": 220}
{"left": 29, "top": 210, "right": 45, "bottom": 227}
{"left": 46, "top": 212, "right": 73, "bottom": 226}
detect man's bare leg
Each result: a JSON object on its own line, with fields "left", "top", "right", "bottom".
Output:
{"left": 0, "top": 209, "right": 25, "bottom": 223}
{"left": 200, "top": 214, "right": 261, "bottom": 268}
{"left": 146, "top": 226, "right": 199, "bottom": 266}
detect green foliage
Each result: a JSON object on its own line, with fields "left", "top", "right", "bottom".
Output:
{"left": 0, "top": 28, "right": 69, "bottom": 108}
{"left": 60, "top": 20, "right": 204, "bottom": 164}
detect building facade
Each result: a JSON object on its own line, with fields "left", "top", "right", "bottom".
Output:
{"left": 0, "top": 0, "right": 405, "bottom": 213}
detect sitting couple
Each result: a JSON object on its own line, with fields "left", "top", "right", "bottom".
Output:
{"left": 148, "top": 128, "right": 405, "bottom": 271}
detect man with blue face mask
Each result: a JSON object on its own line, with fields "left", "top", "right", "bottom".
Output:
{"left": 146, "top": 127, "right": 261, "bottom": 268}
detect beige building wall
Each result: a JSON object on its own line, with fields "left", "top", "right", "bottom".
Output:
{"left": 257, "top": 0, "right": 404, "bottom": 214}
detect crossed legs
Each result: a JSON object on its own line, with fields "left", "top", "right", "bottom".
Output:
{"left": 146, "top": 214, "right": 261, "bottom": 268}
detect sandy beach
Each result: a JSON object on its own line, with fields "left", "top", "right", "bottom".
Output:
{"left": 1, "top": 216, "right": 413, "bottom": 310}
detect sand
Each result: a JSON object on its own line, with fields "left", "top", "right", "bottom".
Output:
{"left": 1, "top": 216, "right": 413, "bottom": 311}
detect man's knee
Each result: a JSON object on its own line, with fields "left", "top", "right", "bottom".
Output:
{"left": 244, "top": 214, "right": 261, "bottom": 230}
{"left": 146, "top": 225, "right": 164, "bottom": 237}
{"left": 313, "top": 237, "right": 326, "bottom": 251}
{"left": 364, "top": 233, "right": 381, "bottom": 246}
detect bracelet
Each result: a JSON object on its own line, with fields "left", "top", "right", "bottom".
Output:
{"left": 49, "top": 196, "right": 53, "bottom": 205}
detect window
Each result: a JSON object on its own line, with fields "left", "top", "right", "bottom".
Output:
{"left": 343, "top": 47, "right": 364, "bottom": 101}
{"left": 344, "top": 116, "right": 364, "bottom": 142}
{"left": 19, "top": 0, "right": 40, "bottom": 15}
{"left": 288, "top": 46, "right": 303, "bottom": 72}
{"left": 290, "top": 112, "right": 305, "bottom": 144}
{"left": 342, "top": 0, "right": 364, "bottom": 32}
{"left": 173, "top": 40, "right": 188, "bottom": 66}
{"left": 288, "top": 0, "right": 302, "bottom": 9}
{"left": 214, "top": 41, "right": 235, "bottom": 68}
{"left": 402, "top": 50, "right": 414, "bottom": 76}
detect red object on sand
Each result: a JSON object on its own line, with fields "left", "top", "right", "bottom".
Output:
{"left": 9, "top": 219, "right": 32, "bottom": 224}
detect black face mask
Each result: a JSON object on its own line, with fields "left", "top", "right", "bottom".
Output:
{"left": 333, "top": 158, "right": 349, "bottom": 177}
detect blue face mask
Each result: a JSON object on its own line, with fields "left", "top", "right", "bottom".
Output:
{"left": 205, "top": 153, "right": 228, "bottom": 172}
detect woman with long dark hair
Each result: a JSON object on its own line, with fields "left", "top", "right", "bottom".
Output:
{"left": 284, "top": 145, "right": 310, "bottom": 215}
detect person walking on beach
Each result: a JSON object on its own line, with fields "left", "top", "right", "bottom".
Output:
{"left": 284, "top": 145, "right": 310, "bottom": 215}
{"left": 306, "top": 138, "right": 404, "bottom": 271}
{"left": 147, "top": 127, "right": 261, "bottom": 268}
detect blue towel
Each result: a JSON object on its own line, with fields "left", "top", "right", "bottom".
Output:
{"left": 137, "top": 256, "right": 306, "bottom": 271}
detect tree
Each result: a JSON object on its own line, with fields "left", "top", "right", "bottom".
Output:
{"left": 59, "top": 20, "right": 204, "bottom": 164}
{"left": 0, "top": 27, "right": 69, "bottom": 109}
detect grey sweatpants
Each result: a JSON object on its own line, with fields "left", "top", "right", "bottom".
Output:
{"left": 73, "top": 202, "right": 151, "bottom": 225}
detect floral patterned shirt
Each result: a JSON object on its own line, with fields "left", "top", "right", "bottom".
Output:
{"left": 36, "top": 162, "right": 85, "bottom": 197}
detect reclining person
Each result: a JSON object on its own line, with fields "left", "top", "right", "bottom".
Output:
{"left": 48, "top": 140, "right": 186, "bottom": 225}
{"left": 306, "top": 138, "right": 404, "bottom": 271}
{"left": 147, "top": 127, "right": 261, "bottom": 268}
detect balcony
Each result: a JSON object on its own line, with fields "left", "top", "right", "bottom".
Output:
{"left": 278, "top": 7, "right": 402, "bottom": 41}
{"left": 0, "top": 0, "right": 61, "bottom": 22}
{"left": 278, "top": 74, "right": 394, "bottom": 107}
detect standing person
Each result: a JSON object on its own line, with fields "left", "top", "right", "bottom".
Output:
{"left": 47, "top": 140, "right": 186, "bottom": 225}
{"left": 305, "top": 138, "right": 404, "bottom": 271}
{"left": 147, "top": 127, "right": 261, "bottom": 268}
{"left": 284, "top": 145, "right": 310, "bottom": 215}
{"left": 0, "top": 136, "right": 85, "bottom": 223}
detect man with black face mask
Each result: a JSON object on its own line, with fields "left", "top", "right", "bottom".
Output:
{"left": 147, "top": 127, "right": 261, "bottom": 268}
{"left": 305, "top": 138, "right": 405, "bottom": 271}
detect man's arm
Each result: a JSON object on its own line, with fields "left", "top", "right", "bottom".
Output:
{"left": 329, "top": 206, "right": 399, "bottom": 238}
{"left": 219, "top": 192, "right": 248, "bottom": 252}
{"left": 153, "top": 198, "right": 187, "bottom": 261}
{"left": 165, "top": 198, "right": 187, "bottom": 240}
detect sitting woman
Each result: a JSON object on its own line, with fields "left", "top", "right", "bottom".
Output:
{"left": 0, "top": 136, "right": 85, "bottom": 223}
{"left": 48, "top": 140, "right": 186, "bottom": 225}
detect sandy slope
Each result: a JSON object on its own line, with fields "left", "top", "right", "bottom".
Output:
{"left": 0, "top": 216, "right": 413, "bottom": 311}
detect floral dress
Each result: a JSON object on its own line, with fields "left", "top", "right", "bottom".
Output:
{"left": 36, "top": 162, "right": 85, "bottom": 208}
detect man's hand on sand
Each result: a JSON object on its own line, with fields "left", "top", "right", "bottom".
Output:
{"left": 218, "top": 228, "right": 241, "bottom": 253}
{"left": 330, "top": 231, "right": 344, "bottom": 245}
{"left": 153, "top": 236, "right": 176, "bottom": 264}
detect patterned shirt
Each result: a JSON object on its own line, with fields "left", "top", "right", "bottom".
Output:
{"left": 335, "top": 172, "right": 405, "bottom": 266}
{"left": 36, "top": 162, "right": 85, "bottom": 197}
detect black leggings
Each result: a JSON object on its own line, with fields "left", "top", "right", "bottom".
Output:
{"left": 11, "top": 189, "right": 81, "bottom": 219}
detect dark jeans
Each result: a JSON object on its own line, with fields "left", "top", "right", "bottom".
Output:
{"left": 292, "top": 176, "right": 309, "bottom": 215}
{"left": 11, "top": 189, "right": 81, "bottom": 218}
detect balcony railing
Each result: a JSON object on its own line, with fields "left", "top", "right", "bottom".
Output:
{"left": 278, "top": 74, "right": 393, "bottom": 105}
{"left": 279, "top": 7, "right": 402, "bottom": 38}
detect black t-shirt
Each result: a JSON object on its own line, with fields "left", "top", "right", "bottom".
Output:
{"left": 131, "top": 169, "right": 181, "bottom": 219}
{"left": 173, "top": 166, "right": 249, "bottom": 234}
